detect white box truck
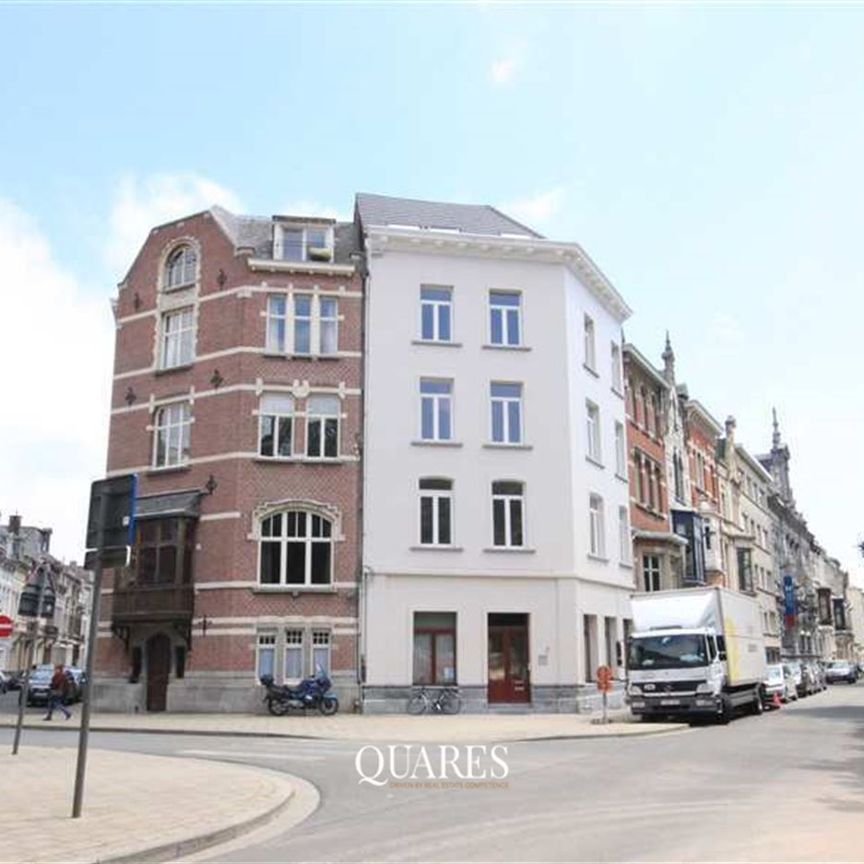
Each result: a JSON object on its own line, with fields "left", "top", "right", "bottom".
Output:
{"left": 627, "top": 586, "right": 767, "bottom": 723}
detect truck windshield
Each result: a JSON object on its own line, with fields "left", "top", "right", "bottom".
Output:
{"left": 628, "top": 634, "right": 708, "bottom": 670}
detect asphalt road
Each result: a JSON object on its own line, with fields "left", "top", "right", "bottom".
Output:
{"left": 2, "top": 682, "right": 863, "bottom": 862}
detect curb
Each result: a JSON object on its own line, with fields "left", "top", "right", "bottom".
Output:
{"left": 97, "top": 768, "right": 295, "bottom": 864}
{"left": 2, "top": 718, "right": 686, "bottom": 743}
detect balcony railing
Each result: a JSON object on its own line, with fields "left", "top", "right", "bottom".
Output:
{"left": 112, "top": 584, "right": 194, "bottom": 623}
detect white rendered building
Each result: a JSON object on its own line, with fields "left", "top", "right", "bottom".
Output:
{"left": 356, "top": 194, "right": 632, "bottom": 712}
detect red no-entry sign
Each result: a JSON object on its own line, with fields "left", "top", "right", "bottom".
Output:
{"left": 0, "top": 614, "right": 13, "bottom": 638}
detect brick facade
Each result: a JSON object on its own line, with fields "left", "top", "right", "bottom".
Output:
{"left": 95, "top": 209, "right": 362, "bottom": 713}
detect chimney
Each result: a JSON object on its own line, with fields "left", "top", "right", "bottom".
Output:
{"left": 725, "top": 416, "right": 736, "bottom": 443}
{"left": 8, "top": 514, "right": 21, "bottom": 535}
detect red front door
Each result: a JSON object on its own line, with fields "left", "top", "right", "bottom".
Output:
{"left": 488, "top": 614, "right": 530, "bottom": 703}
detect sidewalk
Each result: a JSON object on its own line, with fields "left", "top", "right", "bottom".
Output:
{"left": 0, "top": 746, "right": 295, "bottom": 864}
{"left": 0, "top": 709, "right": 685, "bottom": 742}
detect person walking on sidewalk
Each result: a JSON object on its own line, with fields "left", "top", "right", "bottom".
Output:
{"left": 44, "top": 664, "right": 71, "bottom": 721}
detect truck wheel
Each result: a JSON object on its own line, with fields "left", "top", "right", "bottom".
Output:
{"left": 717, "top": 698, "right": 732, "bottom": 725}
{"left": 751, "top": 692, "right": 764, "bottom": 716}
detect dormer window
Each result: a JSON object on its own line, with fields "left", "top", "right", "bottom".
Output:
{"left": 275, "top": 222, "right": 334, "bottom": 263}
{"left": 164, "top": 245, "right": 198, "bottom": 290}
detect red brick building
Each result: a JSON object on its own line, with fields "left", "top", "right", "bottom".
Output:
{"left": 94, "top": 206, "right": 362, "bottom": 712}
{"left": 623, "top": 344, "right": 686, "bottom": 592}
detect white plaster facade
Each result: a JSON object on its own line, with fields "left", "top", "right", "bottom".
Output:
{"left": 360, "top": 224, "right": 632, "bottom": 712}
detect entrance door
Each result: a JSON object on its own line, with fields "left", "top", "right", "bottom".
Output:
{"left": 146, "top": 633, "right": 171, "bottom": 712}
{"left": 488, "top": 613, "right": 530, "bottom": 703}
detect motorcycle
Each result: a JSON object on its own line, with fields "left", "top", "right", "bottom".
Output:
{"left": 260, "top": 669, "right": 339, "bottom": 716}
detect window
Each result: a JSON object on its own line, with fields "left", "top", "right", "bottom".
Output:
{"left": 312, "top": 630, "right": 331, "bottom": 675}
{"left": 160, "top": 307, "right": 194, "bottom": 369}
{"left": 619, "top": 506, "right": 631, "bottom": 564}
{"left": 611, "top": 343, "right": 622, "bottom": 392}
{"left": 276, "top": 223, "right": 333, "bottom": 262}
{"left": 586, "top": 401, "right": 601, "bottom": 463}
{"left": 420, "top": 379, "right": 452, "bottom": 441}
{"left": 266, "top": 293, "right": 339, "bottom": 355}
{"left": 420, "top": 286, "right": 452, "bottom": 342}
{"left": 491, "top": 382, "right": 522, "bottom": 444}
{"left": 413, "top": 612, "right": 456, "bottom": 684}
{"left": 306, "top": 395, "right": 340, "bottom": 459}
{"left": 294, "top": 294, "right": 312, "bottom": 354}
{"left": 266, "top": 295, "right": 287, "bottom": 352}
{"left": 583, "top": 315, "right": 596, "bottom": 370}
{"left": 492, "top": 481, "right": 524, "bottom": 547}
{"left": 153, "top": 402, "right": 191, "bottom": 468}
{"left": 419, "top": 478, "right": 453, "bottom": 546}
{"left": 673, "top": 451, "right": 684, "bottom": 502}
{"left": 489, "top": 291, "right": 521, "bottom": 346}
{"left": 257, "top": 633, "right": 276, "bottom": 681}
{"left": 258, "top": 394, "right": 294, "bottom": 458}
{"left": 164, "top": 245, "right": 197, "bottom": 290}
{"left": 589, "top": 494, "right": 605, "bottom": 557}
{"left": 625, "top": 380, "right": 635, "bottom": 418}
{"left": 132, "top": 518, "right": 195, "bottom": 586}
{"left": 646, "top": 395, "right": 656, "bottom": 436}
{"left": 259, "top": 510, "right": 333, "bottom": 587}
{"left": 604, "top": 617, "right": 617, "bottom": 668}
{"left": 635, "top": 388, "right": 645, "bottom": 427}
{"left": 642, "top": 555, "right": 661, "bottom": 592}
{"left": 615, "top": 422, "right": 626, "bottom": 478}
{"left": 284, "top": 629, "right": 304, "bottom": 680}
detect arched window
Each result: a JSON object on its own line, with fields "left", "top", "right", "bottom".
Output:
{"left": 259, "top": 510, "right": 332, "bottom": 586}
{"left": 164, "top": 245, "right": 198, "bottom": 290}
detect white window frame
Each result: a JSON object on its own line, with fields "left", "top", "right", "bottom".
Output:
{"left": 614, "top": 422, "right": 626, "bottom": 478}
{"left": 419, "top": 378, "right": 453, "bottom": 441}
{"left": 420, "top": 285, "right": 453, "bottom": 342}
{"left": 312, "top": 629, "right": 331, "bottom": 676}
{"left": 256, "top": 633, "right": 276, "bottom": 681}
{"left": 153, "top": 401, "right": 191, "bottom": 468}
{"left": 306, "top": 395, "right": 340, "bottom": 459}
{"left": 160, "top": 307, "right": 195, "bottom": 369}
{"left": 258, "top": 510, "right": 334, "bottom": 587}
{"left": 284, "top": 629, "right": 304, "bottom": 681}
{"left": 618, "top": 506, "right": 631, "bottom": 564}
{"left": 419, "top": 478, "right": 454, "bottom": 546}
{"left": 258, "top": 394, "right": 295, "bottom": 459}
{"left": 586, "top": 401, "right": 602, "bottom": 463}
{"left": 589, "top": 493, "right": 605, "bottom": 558}
{"left": 642, "top": 555, "right": 661, "bottom": 592}
{"left": 274, "top": 223, "right": 334, "bottom": 263}
{"left": 164, "top": 245, "right": 197, "bottom": 290}
{"left": 611, "top": 342, "right": 622, "bottom": 392}
{"left": 490, "top": 382, "right": 523, "bottom": 444}
{"left": 492, "top": 481, "right": 525, "bottom": 548}
{"left": 488, "top": 291, "right": 522, "bottom": 347}
{"left": 266, "top": 292, "right": 339, "bottom": 356}
{"left": 584, "top": 315, "right": 596, "bottom": 371}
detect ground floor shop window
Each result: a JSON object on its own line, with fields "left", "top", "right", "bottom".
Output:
{"left": 413, "top": 612, "right": 456, "bottom": 685}
{"left": 583, "top": 614, "right": 597, "bottom": 681}
{"left": 642, "top": 555, "right": 661, "bottom": 592}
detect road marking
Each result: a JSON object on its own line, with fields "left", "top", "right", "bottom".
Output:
{"left": 177, "top": 748, "right": 326, "bottom": 762}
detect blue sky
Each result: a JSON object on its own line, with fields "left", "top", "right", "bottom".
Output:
{"left": 1, "top": 2, "right": 862, "bottom": 585}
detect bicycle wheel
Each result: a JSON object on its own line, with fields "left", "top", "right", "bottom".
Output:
{"left": 407, "top": 692, "right": 428, "bottom": 715}
{"left": 440, "top": 690, "right": 461, "bottom": 715}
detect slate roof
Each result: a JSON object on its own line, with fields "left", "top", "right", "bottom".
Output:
{"left": 210, "top": 205, "right": 359, "bottom": 264}
{"left": 355, "top": 193, "right": 542, "bottom": 238}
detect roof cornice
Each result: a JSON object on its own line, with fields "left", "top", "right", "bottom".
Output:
{"left": 247, "top": 258, "right": 355, "bottom": 277}
{"left": 736, "top": 444, "right": 774, "bottom": 483}
{"left": 623, "top": 343, "right": 669, "bottom": 390}
{"left": 685, "top": 399, "right": 723, "bottom": 436}
{"left": 365, "top": 226, "right": 631, "bottom": 322}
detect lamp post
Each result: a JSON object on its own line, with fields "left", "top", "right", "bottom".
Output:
{"left": 12, "top": 561, "right": 56, "bottom": 755}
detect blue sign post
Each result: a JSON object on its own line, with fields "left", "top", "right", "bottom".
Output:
{"left": 783, "top": 574, "right": 797, "bottom": 628}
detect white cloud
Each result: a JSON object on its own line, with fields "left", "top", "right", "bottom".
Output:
{"left": 0, "top": 199, "right": 115, "bottom": 564}
{"left": 490, "top": 58, "right": 518, "bottom": 85}
{"left": 499, "top": 187, "right": 564, "bottom": 230}
{"left": 105, "top": 173, "right": 243, "bottom": 279}
{"left": 708, "top": 312, "right": 745, "bottom": 345}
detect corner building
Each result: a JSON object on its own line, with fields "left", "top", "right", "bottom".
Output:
{"left": 357, "top": 194, "right": 633, "bottom": 713}
{"left": 95, "top": 206, "right": 362, "bottom": 712}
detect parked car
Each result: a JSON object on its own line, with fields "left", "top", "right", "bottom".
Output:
{"left": 802, "top": 662, "right": 823, "bottom": 695}
{"left": 24, "top": 665, "right": 58, "bottom": 706}
{"left": 826, "top": 660, "right": 859, "bottom": 684}
{"left": 65, "top": 667, "right": 86, "bottom": 703}
{"left": 762, "top": 664, "right": 795, "bottom": 706}
{"left": 0, "top": 670, "right": 11, "bottom": 693}
{"left": 780, "top": 664, "right": 799, "bottom": 701}
{"left": 785, "top": 660, "right": 807, "bottom": 697}
{"left": 808, "top": 662, "right": 827, "bottom": 692}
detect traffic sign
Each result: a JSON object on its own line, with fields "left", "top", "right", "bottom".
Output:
{"left": 0, "top": 614, "right": 12, "bottom": 639}
{"left": 596, "top": 664, "right": 614, "bottom": 693}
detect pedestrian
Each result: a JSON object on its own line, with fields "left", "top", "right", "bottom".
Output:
{"left": 43, "top": 663, "right": 71, "bottom": 721}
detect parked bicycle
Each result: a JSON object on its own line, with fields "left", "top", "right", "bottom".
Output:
{"left": 407, "top": 686, "right": 461, "bottom": 715}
